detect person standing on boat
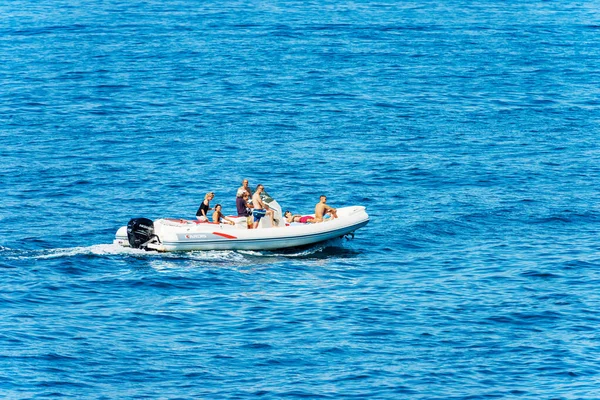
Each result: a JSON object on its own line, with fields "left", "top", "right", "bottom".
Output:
{"left": 236, "top": 190, "right": 253, "bottom": 228}
{"left": 238, "top": 179, "right": 253, "bottom": 200}
{"left": 252, "top": 184, "right": 274, "bottom": 228}
{"left": 196, "top": 192, "right": 214, "bottom": 222}
{"left": 314, "top": 195, "right": 338, "bottom": 222}
{"left": 212, "top": 204, "right": 235, "bottom": 225}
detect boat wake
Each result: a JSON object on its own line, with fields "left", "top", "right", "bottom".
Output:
{"left": 1, "top": 238, "right": 357, "bottom": 265}
{"left": 2, "top": 244, "right": 153, "bottom": 261}
{"left": 238, "top": 237, "right": 360, "bottom": 259}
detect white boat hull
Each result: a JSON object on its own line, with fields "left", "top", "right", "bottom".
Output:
{"left": 114, "top": 206, "right": 369, "bottom": 252}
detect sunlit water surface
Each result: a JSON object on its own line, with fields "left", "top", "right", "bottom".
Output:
{"left": 1, "top": 1, "right": 600, "bottom": 398}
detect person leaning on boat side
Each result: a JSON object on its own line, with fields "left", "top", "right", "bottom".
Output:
{"left": 252, "top": 184, "right": 275, "bottom": 228}
{"left": 284, "top": 211, "right": 315, "bottom": 224}
{"left": 212, "top": 204, "right": 235, "bottom": 225}
{"left": 196, "top": 192, "right": 215, "bottom": 222}
{"left": 314, "top": 195, "right": 338, "bottom": 222}
{"left": 236, "top": 189, "right": 254, "bottom": 229}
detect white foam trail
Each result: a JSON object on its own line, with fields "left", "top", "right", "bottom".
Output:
{"left": 148, "top": 259, "right": 179, "bottom": 271}
{"left": 238, "top": 250, "right": 265, "bottom": 256}
{"left": 3, "top": 239, "right": 346, "bottom": 262}
{"left": 15, "top": 244, "right": 251, "bottom": 265}
{"left": 147, "top": 250, "right": 250, "bottom": 272}
{"left": 32, "top": 244, "right": 150, "bottom": 259}
{"left": 187, "top": 250, "right": 247, "bottom": 262}
{"left": 238, "top": 241, "right": 334, "bottom": 258}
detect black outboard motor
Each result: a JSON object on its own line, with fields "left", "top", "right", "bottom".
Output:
{"left": 127, "top": 218, "right": 155, "bottom": 249}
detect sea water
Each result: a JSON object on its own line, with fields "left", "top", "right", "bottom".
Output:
{"left": 1, "top": 0, "right": 600, "bottom": 398}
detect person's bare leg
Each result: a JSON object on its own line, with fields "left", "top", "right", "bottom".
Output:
{"left": 268, "top": 210, "right": 274, "bottom": 225}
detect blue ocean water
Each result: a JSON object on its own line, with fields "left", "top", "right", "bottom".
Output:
{"left": 2, "top": 0, "right": 600, "bottom": 398}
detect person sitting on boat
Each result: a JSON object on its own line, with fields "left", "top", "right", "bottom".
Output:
{"left": 212, "top": 204, "right": 235, "bottom": 225}
{"left": 236, "top": 189, "right": 254, "bottom": 229}
{"left": 284, "top": 211, "right": 315, "bottom": 224}
{"left": 196, "top": 192, "right": 215, "bottom": 222}
{"left": 314, "top": 195, "right": 338, "bottom": 222}
{"left": 252, "top": 184, "right": 275, "bottom": 228}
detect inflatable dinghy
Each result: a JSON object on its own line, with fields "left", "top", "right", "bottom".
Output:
{"left": 114, "top": 205, "right": 369, "bottom": 252}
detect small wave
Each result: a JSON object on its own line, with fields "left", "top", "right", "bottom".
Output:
{"left": 240, "top": 245, "right": 327, "bottom": 258}
{"left": 533, "top": 216, "right": 573, "bottom": 224}
{"left": 520, "top": 270, "right": 561, "bottom": 278}
{"left": 530, "top": 210, "right": 600, "bottom": 225}
{"left": 148, "top": 250, "right": 249, "bottom": 271}
{"left": 187, "top": 250, "right": 247, "bottom": 262}
{"left": 238, "top": 238, "right": 358, "bottom": 259}
{"left": 240, "top": 343, "right": 273, "bottom": 350}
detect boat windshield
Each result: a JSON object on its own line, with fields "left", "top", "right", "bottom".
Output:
{"left": 261, "top": 191, "right": 283, "bottom": 227}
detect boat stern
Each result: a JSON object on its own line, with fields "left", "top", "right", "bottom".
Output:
{"left": 114, "top": 226, "right": 129, "bottom": 247}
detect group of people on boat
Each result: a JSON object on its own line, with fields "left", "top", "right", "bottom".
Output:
{"left": 196, "top": 179, "right": 338, "bottom": 228}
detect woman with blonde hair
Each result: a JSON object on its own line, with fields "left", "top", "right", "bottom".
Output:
{"left": 196, "top": 192, "right": 215, "bottom": 221}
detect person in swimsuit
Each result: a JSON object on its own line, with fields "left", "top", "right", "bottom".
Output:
{"left": 314, "top": 195, "right": 337, "bottom": 222}
{"left": 212, "top": 204, "right": 235, "bottom": 225}
{"left": 196, "top": 192, "right": 215, "bottom": 221}
{"left": 252, "top": 184, "right": 274, "bottom": 228}
{"left": 284, "top": 211, "right": 315, "bottom": 224}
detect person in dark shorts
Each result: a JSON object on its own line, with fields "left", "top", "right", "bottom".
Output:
{"left": 251, "top": 184, "right": 274, "bottom": 228}
{"left": 253, "top": 209, "right": 267, "bottom": 226}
